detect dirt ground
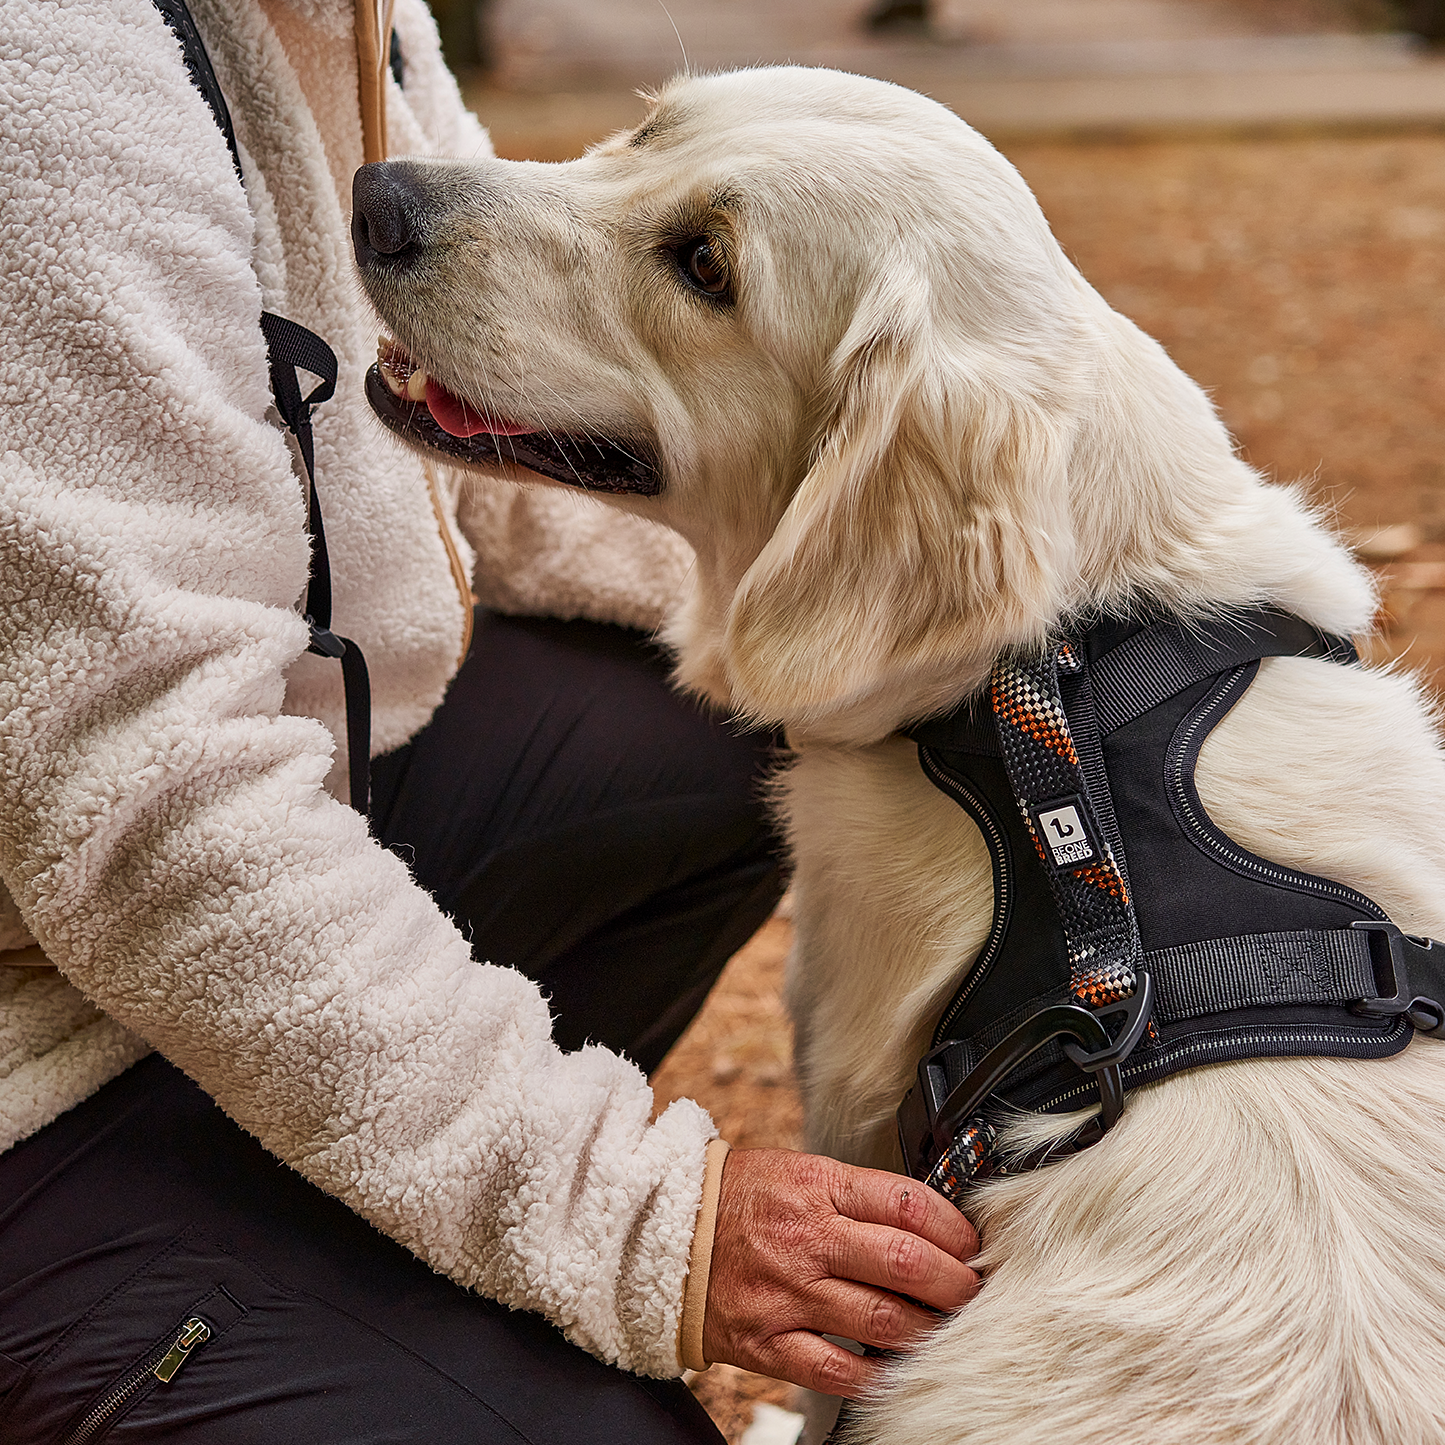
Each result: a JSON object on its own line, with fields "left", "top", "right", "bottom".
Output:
{"left": 458, "top": 0, "right": 1424, "bottom": 94}
{"left": 1006, "top": 127, "right": 1445, "bottom": 668}
{"left": 464, "top": 84, "right": 1445, "bottom": 1438}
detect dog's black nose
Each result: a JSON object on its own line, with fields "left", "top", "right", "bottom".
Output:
{"left": 352, "top": 163, "right": 424, "bottom": 267}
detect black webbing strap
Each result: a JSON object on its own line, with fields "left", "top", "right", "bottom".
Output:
{"left": 908, "top": 609, "right": 1357, "bottom": 757}
{"left": 1090, "top": 609, "right": 1356, "bottom": 736}
{"left": 260, "top": 314, "right": 372, "bottom": 819}
{"left": 932, "top": 928, "right": 1380, "bottom": 1074}
{"left": 1147, "top": 928, "right": 1375, "bottom": 1023}
{"left": 153, "top": 0, "right": 372, "bottom": 820}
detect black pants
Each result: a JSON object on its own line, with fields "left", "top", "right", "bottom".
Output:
{"left": 370, "top": 612, "right": 785, "bottom": 1075}
{"left": 0, "top": 614, "right": 785, "bottom": 1443}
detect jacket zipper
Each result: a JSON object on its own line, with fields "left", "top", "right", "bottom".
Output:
{"left": 919, "top": 748, "right": 1013, "bottom": 1044}
{"left": 60, "top": 1315, "right": 212, "bottom": 1445}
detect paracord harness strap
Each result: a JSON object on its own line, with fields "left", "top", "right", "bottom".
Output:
{"left": 896, "top": 606, "right": 1445, "bottom": 1205}
{"left": 153, "top": 0, "right": 373, "bottom": 819}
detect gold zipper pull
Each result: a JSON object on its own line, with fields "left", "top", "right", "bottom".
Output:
{"left": 153, "top": 1317, "right": 212, "bottom": 1384}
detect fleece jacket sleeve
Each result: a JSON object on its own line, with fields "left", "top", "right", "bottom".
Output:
{"left": 0, "top": 0, "right": 711, "bottom": 1377}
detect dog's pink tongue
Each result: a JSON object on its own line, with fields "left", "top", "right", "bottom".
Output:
{"left": 424, "top": 379, "right": 533, "bottom": 438}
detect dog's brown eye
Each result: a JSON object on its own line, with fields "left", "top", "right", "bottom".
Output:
{"left": 680, "top": 237, "right": 729, "bottom": 296}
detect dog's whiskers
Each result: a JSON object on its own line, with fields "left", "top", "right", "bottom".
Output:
{"left": 515, "top": 370, "right": 656, "bottom": 476}
{"left": 504, "top": 366, "right": 637, "bottom": 490}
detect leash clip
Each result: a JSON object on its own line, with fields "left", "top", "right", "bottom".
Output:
{"left": 1062, "top": 970, "right": 1156, "bottom": 1074}
{"left": 1349, "top": 920, "right": 1445, "bottom": 1036}
{"left": 896, "top": 972, "right": 1156, "bottom": 1182}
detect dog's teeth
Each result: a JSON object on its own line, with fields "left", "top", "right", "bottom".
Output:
{"left": 406, "top": 367, "right": 429, "bottom": 402}
{"left": 376, "top": 335, "right": 416, "bottom": 398}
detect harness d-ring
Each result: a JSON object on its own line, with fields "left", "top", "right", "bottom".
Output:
{"left": 929, "top": 979, "right": 1152, "bottom": 1161}
{"left": 1060, "top": 969, "right": 1156, "bottom": 1129}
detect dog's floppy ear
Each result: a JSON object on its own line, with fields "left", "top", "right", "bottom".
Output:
{"left": 722, "top": 284, "right": 1080, "bottom": 739}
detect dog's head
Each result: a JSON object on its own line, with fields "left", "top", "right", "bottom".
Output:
{"left": 356, "top": 67, "right": 1371, "bottom": 742}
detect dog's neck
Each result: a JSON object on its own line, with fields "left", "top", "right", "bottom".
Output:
{"left": 1064, "top": 311, "right": 1373, "bottom": 638}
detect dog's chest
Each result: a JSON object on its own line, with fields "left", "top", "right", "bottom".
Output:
{"left": 779, "top": 736, "right": 996, "bottom": 1166}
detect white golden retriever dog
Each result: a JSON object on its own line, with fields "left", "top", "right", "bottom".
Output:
{"left": 354, "top": 67, "right": 1445, "bottom": 1444}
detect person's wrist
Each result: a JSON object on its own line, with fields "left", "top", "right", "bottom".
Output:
{"left": 679, "top": 1138, "right": 730, "bottom": 1372}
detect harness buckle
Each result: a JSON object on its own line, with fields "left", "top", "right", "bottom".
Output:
{"left": 1349, "top": 920, "right": 1445, "bottom": 1037}
{"left": 305, "top": 617, "right": 347, "bottom": 659}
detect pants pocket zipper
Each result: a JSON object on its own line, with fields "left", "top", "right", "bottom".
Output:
{"left": 59, "top": 1313, "right": 212, "bottom": 1445}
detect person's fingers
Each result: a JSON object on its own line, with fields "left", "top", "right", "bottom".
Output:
{"left": 830, "top": 1165, "right": 979, "bottom": 1262}
{"left": 828, "top": 1216, "right": 980, "bottom": 1314}
{"left": 803, "top": 1276, "right": 953, "bottom": 1352}
{"left": 753, "top": 1329, "right": 879, "bottom": 1400}
{"left": 702, "top": 1149, "right": 981, "bottom": 1393}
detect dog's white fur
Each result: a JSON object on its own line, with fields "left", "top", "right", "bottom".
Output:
{"left": 369, "top": 67, "right": 1445, "bottom": 1444}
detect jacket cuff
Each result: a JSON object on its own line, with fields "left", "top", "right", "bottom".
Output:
{"left": 678, "top": 1138, "right": 731, "bottom": 1372}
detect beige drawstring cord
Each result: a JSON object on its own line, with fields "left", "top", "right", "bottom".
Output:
{"left": 355, "top": 0, "right": 396, "bottom": 165}
{"left": 354, "top": 0, "right": 475, "bottom": 664}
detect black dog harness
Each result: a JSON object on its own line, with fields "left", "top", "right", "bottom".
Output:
{"left": 896, "top": 607, "right": 1445, "bottom": 1205}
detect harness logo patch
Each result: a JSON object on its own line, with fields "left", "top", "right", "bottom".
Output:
{"left": 1034, "top": 799, "right": 1098, "bottom": 869}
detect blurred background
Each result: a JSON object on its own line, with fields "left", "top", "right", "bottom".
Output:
{"left": 422, "top": 4, "right": 1445, "bottom": 1440}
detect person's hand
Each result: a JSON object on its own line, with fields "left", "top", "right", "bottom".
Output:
{"left": 701, "top": 1147, "right": 979, "bottom": 1397}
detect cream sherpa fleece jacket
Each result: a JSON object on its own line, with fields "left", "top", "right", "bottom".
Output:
{"left": 0, "top": 0, "right": 713, "bottom": 1378}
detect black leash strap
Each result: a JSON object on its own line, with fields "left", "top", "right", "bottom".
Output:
{"left": 991, "top": 643, "right": 1142, "bottom": 1010}
{"left": 921, "top": 641, "right": 1151, "bottom": 1203}
{"left": 260, "top": 314, "right": 372, "bottom": 819}
{"left": 153, "top": 0, "right": 372, "bottom": 820}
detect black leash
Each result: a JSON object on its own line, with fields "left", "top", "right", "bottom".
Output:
{"left": 153, "top": 0, "right": 373, "bottom": 819}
